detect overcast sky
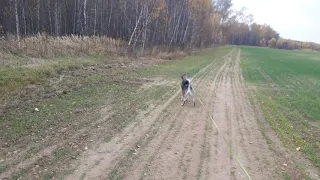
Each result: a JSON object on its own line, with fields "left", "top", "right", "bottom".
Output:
{"left": 232, "top": 0, "right": 320, "bottom": 43}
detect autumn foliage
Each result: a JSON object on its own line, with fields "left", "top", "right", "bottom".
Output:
{"left": 0, "top": 0, "right": 319, "bottom": 52}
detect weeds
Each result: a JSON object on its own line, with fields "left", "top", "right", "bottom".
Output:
{"left": 0, "top": 34, "right": 125, "bottom": 58}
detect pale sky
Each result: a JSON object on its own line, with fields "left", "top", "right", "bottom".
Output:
{"left": 232, "top": 0, "right": 320, "bottom": 43}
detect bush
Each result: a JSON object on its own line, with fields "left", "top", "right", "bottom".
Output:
{"left": 268, "top": 38, "right": 277, "bottom": 48}
{"left": 156, "top": 51, "right": 187, "bottom": 60}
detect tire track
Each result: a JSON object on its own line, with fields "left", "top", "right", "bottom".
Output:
{"left": 204, "top": 48, "right": 282, "bottom": 180}
{"left": 108, "top": 49, "right": 234, "bottom": 180}
{"left": 122, "top": 53, "right": 228, "bottom": 180}
{"left": 64, "top": 50, "right": 227, "bottom": 180}
{"left": 65, "top": 47, "right": 285, "bottom": 180}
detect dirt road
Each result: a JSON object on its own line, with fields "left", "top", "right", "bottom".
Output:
{"left": 62, "top": 48, "right": 283, "bottom": 180}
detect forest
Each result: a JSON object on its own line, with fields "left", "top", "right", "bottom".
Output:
{"left": 0, "top": 0, "right": 319, "bottom": 51}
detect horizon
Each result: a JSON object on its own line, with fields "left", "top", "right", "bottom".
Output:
{"left": 233, "top": 0, "right": 320, "bottom": 44}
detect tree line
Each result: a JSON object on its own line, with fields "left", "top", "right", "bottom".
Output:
{"left": 0, "top": 0, "right": 319, "bottom": 51}
{"left": 0, "top": 0, "right": 230, "bottom": 49}
{"left": 225, "top": 17, "right": 320, "bottom": 51}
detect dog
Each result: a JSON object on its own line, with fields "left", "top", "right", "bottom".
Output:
{"left": 181, "top": 73, "right": 195, "bottom": 106}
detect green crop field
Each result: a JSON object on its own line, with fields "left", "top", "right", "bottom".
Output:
{"left": 241, "top": 46, "right": 320, "bottom": 167}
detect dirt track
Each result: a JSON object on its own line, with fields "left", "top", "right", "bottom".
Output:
{"left": 61, "top": 48, "right": 284, "bottom": 180}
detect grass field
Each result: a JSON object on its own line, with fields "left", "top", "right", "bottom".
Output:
{"left": 241, "top": 46, "right": 320, "bottom": 167}
{"left": 0, "top": 47, "right": 230, "bottom": 178}
{"left": 2, "top": 46, "right": 319, "bottom": 179}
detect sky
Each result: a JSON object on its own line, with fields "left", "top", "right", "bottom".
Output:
{"left": 232, "top": 0, "right": 320, "bottom": 43}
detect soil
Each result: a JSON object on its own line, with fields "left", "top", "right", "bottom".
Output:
{"left": 63, "top": 49, "right": 287, "bottom": 180}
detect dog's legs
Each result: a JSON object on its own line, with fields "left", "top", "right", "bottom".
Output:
{"left": 188, "top": 88, "right": 195, "bottom": 107}
{"left": 189, "top": 91, "right": 195, "bottom": 107}
{"left": 182, "top": 98, "right": 186, "bottom": 106}
{"left": 190, "top": 86, "right": 195, "bottom": 107}
{"left": 192, "top": 95, "right": 195, "bottom": 107}
{"left": 182, "top": 92, "right": 186, "bottom": 106}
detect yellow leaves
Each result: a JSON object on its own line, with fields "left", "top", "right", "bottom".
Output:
{"left": 189, "top": 0, "right": 212, "bottom": 10}
{"left": 150, "top": 0, "right": 166, "bottom": 20}
{"left": 203, "top": 0, "right": 212, "bottom": 7}
{"left": 210, "top": 14, "right": 220, "bottom": 25}
{"left": 188, "top": 0, "right": 213, "bottom": 20}
{"left": 260, "top": 38, "right": 267, "bottom": 47}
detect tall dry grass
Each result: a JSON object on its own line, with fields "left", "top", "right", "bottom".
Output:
{"left": 131, "top": 45, "right": 188, "bottom": 60}
{"left": 0, "top": 34, "right": 126, "bottom": 58}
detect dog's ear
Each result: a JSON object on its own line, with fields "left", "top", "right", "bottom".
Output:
{"left": 182, "top": 73, "right": 187, "bottom": 80}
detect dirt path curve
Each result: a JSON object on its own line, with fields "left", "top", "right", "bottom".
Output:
{"left": 66, "top": 48, "right": 280, "bottom": 180}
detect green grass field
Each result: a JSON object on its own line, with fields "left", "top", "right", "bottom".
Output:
{"left": 241, "top": 46, "right": 320, "bottom": 167}
{"left": 0, "top": 47, "right": 230, "bottom": 178}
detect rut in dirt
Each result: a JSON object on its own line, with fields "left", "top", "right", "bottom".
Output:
{"left": 65, "top": 48, "right": 281, "bottom": 180}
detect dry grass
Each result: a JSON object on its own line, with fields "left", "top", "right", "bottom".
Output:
{"left": 156, "top": 51, "right": 187, "bottom": 60}
{"left": 126, "top": 45, "right": 189, "bottom": 60}
{"left": 0, "top": 34, "right": 126, "bottom": 58}
{"left": 0, "top": 35, "right": 191, "bottom": 61}
{"left": 0, "top": 35, "right": 192, "bottom": 103}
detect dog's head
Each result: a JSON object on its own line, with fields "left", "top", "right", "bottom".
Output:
{"left": 181, "top": 73, "right": 187, "bottom": 80}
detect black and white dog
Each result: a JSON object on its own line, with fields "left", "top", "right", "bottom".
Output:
{"left": 181, "top": 73, "right": 195, "bottom": 106}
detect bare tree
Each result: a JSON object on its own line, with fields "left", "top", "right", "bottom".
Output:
{"left": 2, "top": 0, "right": 313, "bottom": 51}
{"left": 83, "top": 0, "right": 87, "bottom": 33}
{"left": 14, "top": 0, "right": 20, "bottom": 42}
